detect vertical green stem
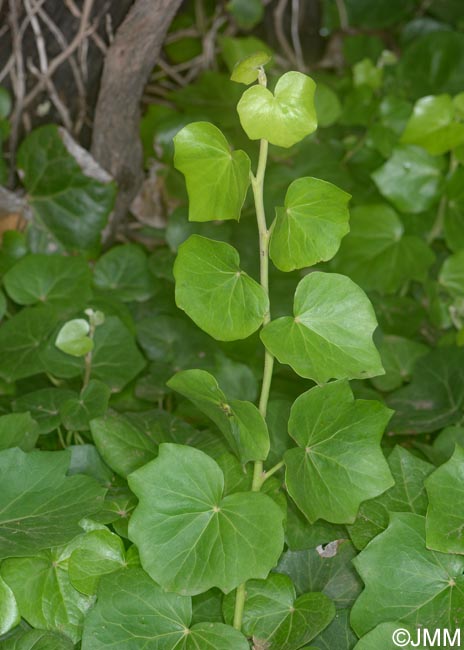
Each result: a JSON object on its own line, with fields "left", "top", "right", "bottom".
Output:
{"left": 234, "top": 68, "right": 276, "bottom": 632}
{"left": 83, "top": 320, "right": 96, "bottom": 389}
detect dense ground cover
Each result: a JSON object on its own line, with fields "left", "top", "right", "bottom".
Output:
{"left": 1, "top": 1, "right": 464, "bottom": 648}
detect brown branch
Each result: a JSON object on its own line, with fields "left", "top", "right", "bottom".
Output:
{"left": 91, "top": 0, "right": 184, "bottom": 243}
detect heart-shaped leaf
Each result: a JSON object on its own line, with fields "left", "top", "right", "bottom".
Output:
{"left": 231, "top": 51, "right": 271, "bottom": 85}
{"left": 81, "top": 567, "right": 250, "bottom": 650}
{"left": 167, "top": 369, "right": 269, "bottom": 462}
{"left": 223, "top": 573, "right": 335, "bottom": 650}
{"left": 60, "top": 379, "right": 110, "bottom": 431}
{"left": 269, "top": 177, "right": 351, "bottom": 272}
{"left": 174, "top": 122, "right": 250, "bottom": 222}
{"left": 68, "top": 529, "right": 126, "bottom": 595}
{"left": 285, "top": 381, "right": 393, "bottom": 524}
{"left": 0, "top": 412, "right": 38, "bottom": 451}
{"left": 93, "top": 243, "right": 155, "bottom": 302}
{"left": 401, "top": 94, "right": 464, "bottom": 155}
{"left": 56, "top": 319, "right": 93, "bottom": 357}
{"left": 128, "top": 444, "right": 285, "bottom": 594}
{"left": 237, "top": 71, "right": 317, "bottom": 148}
{"left": 350, "top": 513, "right": 464, "bottom": 636}
{"left": 332, "top": 204, "right": 435, "bottom": 294}
{"left": 174, "top": 235, "right": 269, "bottom": 341}
{"left": 425, "top": 445, "right": 464, "bottom": 554}
{"left": 260, "top": 272, "right": 383, "bottom": 383}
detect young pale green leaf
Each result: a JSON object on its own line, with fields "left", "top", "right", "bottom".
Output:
{"left": 348, "top": 446, "right": 434, "bottom": 550}
{"left": 372, "top": 145, "right": 444, "bottom": 214}
{"left": 3, "top": 254, "right": 92, "bottom": 311}
{"left": 371, "top": 336, "right": 429, "bottom": 392}
{"left": 2, "top": 545, "right": 95, "bottom": 643}
{"left": 0, "top": 412, "right": 39, "bottom": 451}
{"left": 439, "top": 249, "right": 464, "bottom": 297}
{"left": 269, "top": 177, "right": 350, "bottom": 272}
{"left": 260, "top": 272, "right": 383, "bottom": 383}
{"left": 401, "top": 94, "right": 464, "bottom": 155}
{"left": 128, "top": 444, "right": 285, "bottom": 595}
{"left": 223, "top": 574, "right": 335, "bottom": 650}
{"left": 425, "top": 445, "right": 464, "bottom": 554}
{"left": 90, "top": 412, "right": 157, "bottom": 477}
{"left": 60, "top": 379, "right": 110, "bottom": 431}
{"left": 174, "top": 235, "right": 269, "bottom": 341}
{"left": 0, "top": 573, "right": 20, "bottom": 635}
{"left": 231, "top": 51, "right": 271, "bottom": 84}
{"left": 68, "top": 529, "right": 126, "bottom": 595}
{"left": 17, "top": 125, "right": 116, "bottom": 252}
{"left": 276, "top": 541, "right": 363, "bottom": 609}
{"left": 350, "top": 513, "right": 464, "bottom": 636}
{"left": 237, "top": 71, "right": 317, "bottom": 148}
{"left": 81, "top": 567, "right": 249, "bottom": 650}
{"left": 13, "top": 388, "right": 76, "bottom": 434}
{"left": 55, "top": 318, "right": 93, "bottom": 357}
{"left": 332, "top": 204, "right": 435, "bottom": 294}
{"left": 285, "top": 381, "right": 393, "bottom": 524}
{"left": 388, "top": 347, "right": 464, "bottom": 433}
{"left": 174, "top": 122, "right": 250, "bottom": 222}
{"left": 167, "top": 369, "right": 269, "bottom": 462}
{"left": 0, "top": 448, "right": 106, "bottom": 558}
{"left": 354, "top": 623, "right": 429, "bottom": 650}
{"left": 220, "top": 35, "right": 272, "bottom": 72}
{"left": 93, "top": 243, "right": 155, "bottom": 301}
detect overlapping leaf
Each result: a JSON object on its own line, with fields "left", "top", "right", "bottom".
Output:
{"left": 128, "top": 444, "right": 285, "bottom": 594}
{"left": 284, "top": 381, "right": 393, "bottom": 524}
{"left": 261, "top": 273, "right": 383, "bottom": 383}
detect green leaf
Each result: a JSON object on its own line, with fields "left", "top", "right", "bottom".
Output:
{"left": 3, "top": 254, "right": 91, "bottom": 311}
{"left": 348, "top": 446, "right": 434, "bottom": 550}
{"left": 371, "top": 336, "right": 429, "bottom": 392}
{"left": 444, "top": 166, "right": 464, "bottom": 252}
{"left": 269, "top": 177, "right": 350, "bottom": 272}
{"left": 353, "top": 58, "right": 383, "bottom": 90}
{"left": 174, "top": 235, "right": 269, "bottom": 341}
{"left": 311, "top": 608, "right": 358, "bottom": 649}
{"left": 60, "top": 379, "right": 110, "bottom": 431}
{"left": 81, "top": 567, "right": 250, "bottom": 649}
{"left": 350, "top": 513, "right": 464, "bottom": 636}
{"left": 167, "top": 369, "right": 269, "bottom": 462}
{"left": 128, "top": 444, "right": 285, "bottom": 594}
{"left": 425, "top": 445, "right": 464, "bottom": 554}
{"left": 90, "top": 316, "right": 146, "bottom": 391}
{"left": 260, "top": 272, "right": 383, "bottom": 383}
{"left": 174, "top": 122, "right": 250, "bottom": 222}
{"left": 90, "top": 412, "right": 157, "bottom": 477}
{"left": 276, "top": 541, "right": 363, "bottom": 609}
{"left": 354, "top": 623, "right": 429, "bottom": 650}
{"left": 231, "top": 51, "right": 271, "bottom": 85}
{"left": 372, "top": 145, "right": 444, "bottom": 214}
{"left": 220, "top": 36, "right": 272, "bottom": 73}
{"left": 401, "top": 94, "right": 464, "bottom": 155}
{"left": 432, "top": 426, "right": 464, "bottom": 464}
{"left": 285, "top": 381, "right": 393, "bottom": 524}
{"left": 68, "top": 529, "right": 126, "bottom": 595}
{"left": 223, "top": 574, "right": 335, "bottom": 650}
{"left": 237, "top": 71, "right": 317, "bottom": 148}
{"left": 2, "top": 544, "right": 95, "bottom": 643}
{"left": 0, "top": 573, "right": 20, "bottom": 635}
{"left": 0, "top": 412, "right": 39, "bottom": 451}
{"left": 17, "top": 125, "right": 116, "bottom": 252}
{"left": 332, "top": 204, "right": 435, "bottom": 294}
{"left": 0, "top": 629, "right": 75, "bottom": 650}
{"left": 227, "top": 0, "right": 264, "bottom": 29}
{"left": 0, "top": 448, "right": 105, "bottom": 558}
{"left": 13, "top": 388, "right": 77, "bottom": 434}
{"left": 314, "top": 84, "right": 342, "bottom": 128}
{"left": 55, "top": 318, "right": 93, "bottom": 357}
{"left": 93, "top": 244, "right": 155, "bottom": 301}
{"left": 388, "top": 347, "right": 464, "bottom": 433}
{"left": 439, "top": 249, "right": 464, "bottom": 297}
{"left": 0, "top": 306, "right": 57, "bottom": 382}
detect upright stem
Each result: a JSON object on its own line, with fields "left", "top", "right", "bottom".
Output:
{"left": 234, "top": 68, "right": 276, "bottom": 631}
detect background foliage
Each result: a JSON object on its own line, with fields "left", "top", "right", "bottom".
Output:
{"left": 1, "top": 0, "right": 464, "bottom": 648}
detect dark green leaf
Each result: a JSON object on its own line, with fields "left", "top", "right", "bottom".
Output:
{"left": 60, "top": 379, "right": 110, "bottom": 431}
{"left": 13, "top": 388, "right": 77, "bottom": 434}
{"left": 0, "top": 412, "right": 38, "bottom": 451}
{"left": 93, "top": 244, "right": 155, "bottom": 302}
